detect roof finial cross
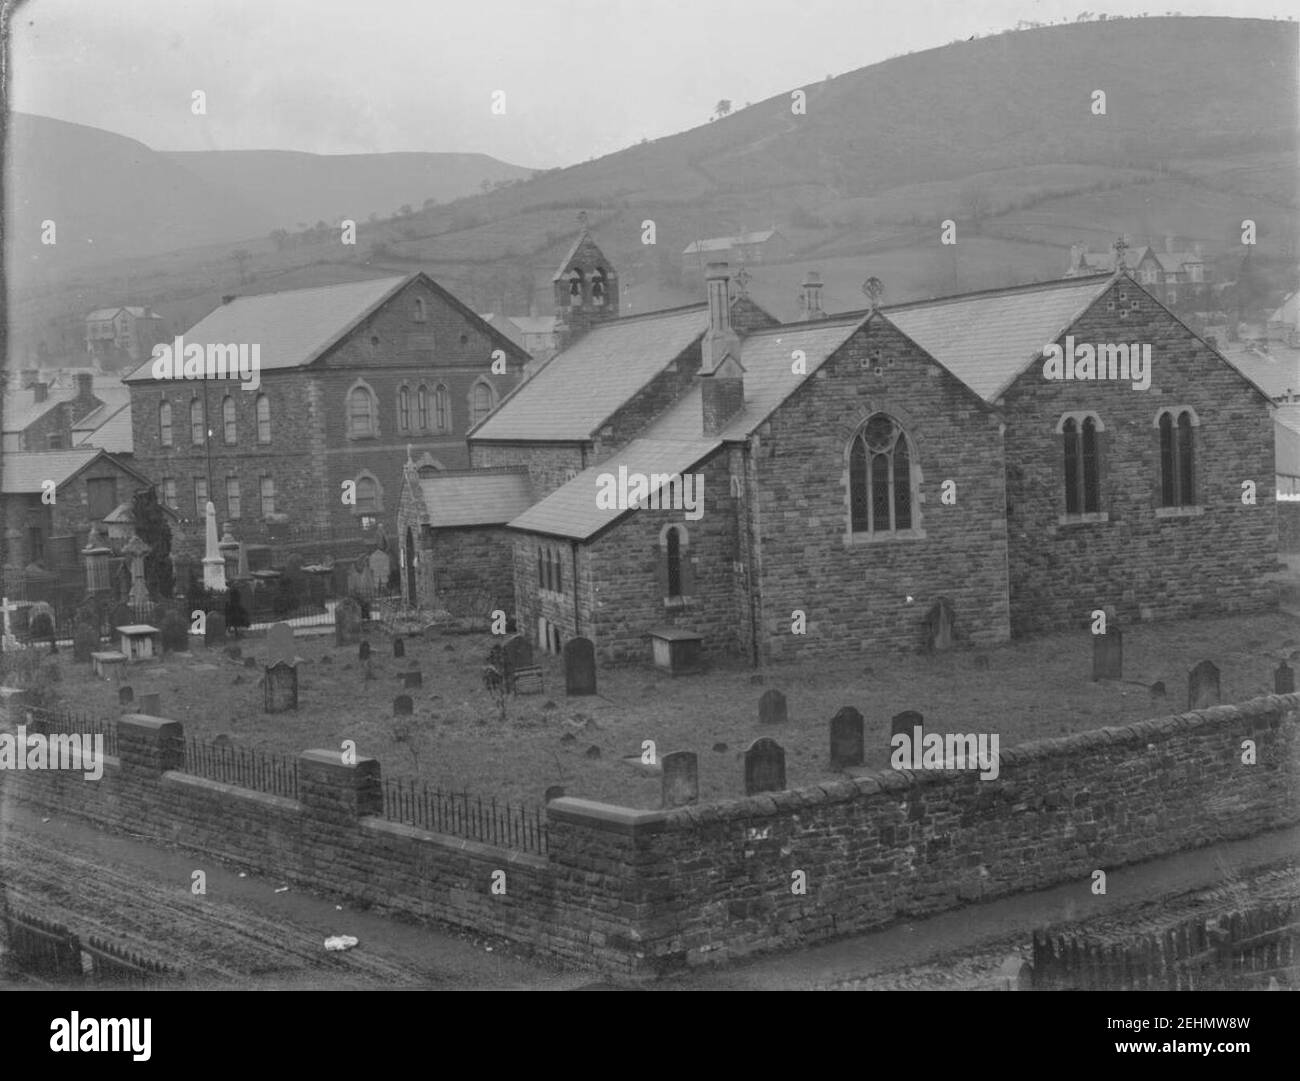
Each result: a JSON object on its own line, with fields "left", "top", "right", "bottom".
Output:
{"left": 577, "top": 210, "right": 588, "bottom": 231}
{"left": 862, "top": 276, "right": 884, "bottom": 313}
{"left": 1112, "top": 235, "right": 1130, "bottom": 269}
{"left": 734, "top": 266, "right": 752, "bottom": 296}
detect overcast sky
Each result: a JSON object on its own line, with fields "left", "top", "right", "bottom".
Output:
{"left": 7, "top": 0, "right": 1295, "bottom": 168}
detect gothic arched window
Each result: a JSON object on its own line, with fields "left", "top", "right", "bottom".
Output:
{"left": 849, "top": 414, "right": 914, "bottom": 534}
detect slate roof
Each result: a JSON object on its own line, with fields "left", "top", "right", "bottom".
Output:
{"left": 510, "top": 316, "right": 559, "bottom": 335}
{"left": 74, "top": 402, "right": 133, "bottom": 453}
{"left": 508, "top": 439, "right": 722, "bottom": 540}
{"left": 1218, "top": 343, "right": 1300, "bottom": 401}
{"left": 886, "top": 274, "right": 1115, "bottom": 402}
{"left": 1270, "top": 292, "right": 1298, "bottom": 326}
{"left": 469, "top": 305, "right": 710, "bottom": 442}
{"left": 123, "top": 276, "right": 409, "bottom": 381}
{"left": 2, "top": 387, "right": 75, "bottom": 432}
{"left": 2, "top": 449, "right": 123, "bottom": 493}
{"left": 411, "top": 469, "right": 533, "bottom": 528}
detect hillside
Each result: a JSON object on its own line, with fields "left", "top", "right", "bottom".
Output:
{"left": 7, "top": 15, "right": 1297, "bottom": 363}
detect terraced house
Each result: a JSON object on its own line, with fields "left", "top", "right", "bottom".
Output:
{"left": 123, "top": 274, "right": 529, "bottom": 545}
{"left": 399, "top": 228, "right": 1279, "bottom": 665}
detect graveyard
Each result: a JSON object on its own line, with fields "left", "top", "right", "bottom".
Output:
{"left": 19, "top": 607, "right": 1298, "bottom": 810}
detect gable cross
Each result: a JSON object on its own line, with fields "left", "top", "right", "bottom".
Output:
{"left": 1112, "top": 235, "right": 1130, "bottom": 269}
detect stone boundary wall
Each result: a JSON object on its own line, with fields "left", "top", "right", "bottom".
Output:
{"left": 3, "top": 694, "right": 1298, "bottom": 978}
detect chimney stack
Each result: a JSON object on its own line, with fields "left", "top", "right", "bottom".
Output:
{"left": 800, "top": 271, "right": 825, "bottom": 320}
{"left": 701, "top": 354, "right": 745, "bottom": 436}
{"left": 32, "top": 381, "right": 49, "bottom": 404}
{"left": 20, "top": 368, "right": 38, "bottom": 389}
{"left": 222, "top": 294, "right": 237, "bottom": 305}
{"left": 75, "top": 372, "right": 94, "bottom": 400}
{"left": 703, "top": 262, "right": 741, "bottom": 370}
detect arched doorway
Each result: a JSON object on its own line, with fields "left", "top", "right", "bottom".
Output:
{"left": 404, "top": 528, "right": 417, "bottom": 607}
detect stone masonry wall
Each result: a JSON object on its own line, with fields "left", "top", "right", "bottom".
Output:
{"left": 1003, "top": 279, "right": 1278, "bottom": 635}
{"left": 5, "top": 695, "right": 1297, "bottom": 979}
{"left": 754, "top": 317, "right": 1011, "bottom": 662}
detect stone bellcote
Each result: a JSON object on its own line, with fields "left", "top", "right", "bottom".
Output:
{"left": 552, "top": 224, "right": 620, "bottom": 348}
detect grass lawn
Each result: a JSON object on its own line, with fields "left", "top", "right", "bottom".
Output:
{"left": 26, "top": 608, "right": 1298, "bottom": 811}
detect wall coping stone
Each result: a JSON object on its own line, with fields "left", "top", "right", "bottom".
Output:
{"left": 164, "top": 770, "right": 301, "bottom": 812}
{"left": 547, "top": 797, "right": 668, "bottom": 835}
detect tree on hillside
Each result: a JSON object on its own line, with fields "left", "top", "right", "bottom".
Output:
{"left": 398, "top": 204, "right": 413, "bottom": 217}
{"left": 131, "top": 487, "right": 174, "bottom": 600}
{"left": 713, "top": 100, "right": 732, "bottom": 120}
{"left": 269, "top": 229, "right": 290, "bottom": 252}
{"left": 962, "top": 186, "right": 992, "bottom": 232}
{"left": 422, "top": 197, "right": 439, "bottom": 210}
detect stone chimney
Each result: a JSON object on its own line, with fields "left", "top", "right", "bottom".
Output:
{"left": 75, "top": 372, "right": 94, "bottom": 401}
{"left": 20, "top": 368, "right": 38, "bottom": 388}
{"left": 703, "top": 262, "right": 741, "bottom": 371}
{"left": 701, "top": 353, "right": 745, "bottom": 436}
{"left": 800, "top": 271, "right": 825, "bottom": 320}
{"left": 32, "top": 381, "right": 49, "bottom": 404}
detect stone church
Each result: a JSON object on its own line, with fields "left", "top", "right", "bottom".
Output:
{"left": 398, "top": 228, "right": 1278, "bottom": 665}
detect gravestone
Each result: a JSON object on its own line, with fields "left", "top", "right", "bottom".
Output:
{"left": 1275, "top": 662, "right": 1295, "bottom": 695}
{"left": 564, "top": 637, "right": 596, "bottom": 696}
{"left": 513, "top": 667, "right": 544, "bottom": 695}
{"left": 1092, "top": 627, "right": 1123, "bottom": 681}
{"left": 502, "top": 634, "right": 534, "bottom": 679}
{"left": 544, "top": 785, "right": 566, "bottom": 803}
{"left": 1150, "top": 680, "right": 1166, "bottom": 699}
{"left": 403, "top": 670, "right": 422, "bottom": 689}
{"left": 891, "top": 710, "right": 924, "bottom": 745}
{"left": 393, "top": 694, "right": 413, "bottom": 717}
{"left": 159, "top": 606, "right": 189, "bottom": 653}
{"left": 1187, "top": 660, "right": 1221, "bottom": 710}
{"left": 393, "top": 638, "right": 405, "bottom": 659}
{"left": 139, "top": 692, "right": 160, "bottom": 715}
{"left": 759, "top": 689, "right": 788, "bottom": 725}
{"left": 661, "top": 750, "right": 699, "bottom": 808}
{"left": 205, "top": 610, "right": 226, "bottom": 646}
{"left": 110, "top": 602, "right": 133, "bottom": 631}
{"left": 264, "top": 662, "right": 299, "bottom": 713}
{"left": 118, "top": 685, "right": 134, "bottom": 706}
{"left": 744, "top": 738, "right": 786, "bottom": 795}
{"left": 359, "top": 641, "right": 371, "bottom": 661}
{"left": 335, "top": 599, "right": 362, "bottom": 646}
{"left": 924, "top": 598, "right": 955, "bottom": 652}
{"left": 73, "top": 618, "right": 98, "bottom": 663}
{"left": 267, "top": 622, "right": 296, "bottom": 666}
{"left": 830, "top": 706, "right": 865, "bottom": 769}
{"left": 29, "top": 607, "right": 55, "bottom": 646}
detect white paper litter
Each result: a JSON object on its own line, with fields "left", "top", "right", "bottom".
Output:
{"left": 274, "top": 886, "right": 289, "bottom": 893}
{"left": 324, "top": 935, "right": 359, "bottom": 952}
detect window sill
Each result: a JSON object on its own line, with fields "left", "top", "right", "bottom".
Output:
{"left": 1155, "top": 505, "right": 1204, "bottom": 518}
{"left": 663, "top": 595, "right": 694, "bottom": 609}
{"left": 347, "top": 433, "right": 378, "bottom": 441}
{"left": 844, "top": 528, "right": 927, "bottom": 546}
{"left": 1057, "top": 512, "right": 1110, "bottom": 526}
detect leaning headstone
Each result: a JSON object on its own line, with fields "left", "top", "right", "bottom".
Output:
{"left": 1150, "top": 680, "right": 1167, "bottom": 699}
{"left": 744, "top": 738, "right": 786, "bottom": 795}
{"left": 759, "top": 689, "right": 788, "bottom": 725}
{"left": 1275, "top": 661, "right": 1295, "bottom": 695}
{"left": 334, "top": 598, "right": 363, "bottom": 646}
{"left": 138, "top": 692, "right": 160, "bottom": 715}
{"left": 1092, "top": 627, "right": 1123, "bottom": 681}
{"left": 564, "top": 637, "right": 596, "bottom": 696}
{"left": 205, "top": 610, "right": 227, "bottom": 646}
{"left": 1187, "top": 660, "right": 1221, "bottom": 710}
{"left": 393, "top": 638, "right": 405, "bottom": 659}
{"left": 393, "top": 694, "right": 413, "bottom": 717}
{"left": 924, "top": 598, "right": 955, "bottom": 652}
{"left": 118, "top": 685, "right": 134, "bottom": 706}
{"left": 73, "top": 618, "right": 98, "bottom": 663}
{"left": 544, "top": 785, "right": 566, "bottom": 803}
{"left": 891, "top": 711, "right": 923, "bottom": 755}
{"left": 830, "top": 706, "right": 865, "bottom": 769}
{"left": 661, "top": 750, "right": 699, "bottom": 808}
{"left": 403, "top": 670, "right": 422, "bottom": 689}
{"left": 266, "top": 621, "right": 295, "bottom": 666}
{"left": 264, "top": 661, "right": 299, "bottom": 713}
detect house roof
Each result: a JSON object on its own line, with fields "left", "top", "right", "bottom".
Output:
{"left": 122, "top": 273, "right": 526, "bottom": 384}
{"left": 469, "top": 305, "right": 710, "bottom": 442}
{"left": 2, "top": 386, "right": 77, "bottom": 433}
{"left": 508, "top": 438, "right": 722, "bottom": 540}
{"left": 885, "top": 274, "right": 1115, "bottom": 403}
{"left": 638, "top": 316, "right": 866, "bottom": 443}
{"left": 1, "top": 448, "right": 145, "bottom": 494}
{"left": 74, "top": 402, "right": 133, "bottom": 453}
{"left": 86, "top": 306, "right": 158, "bottom": 320}
{"left": 411, "top": 469, "right": 533, "bottom": 528}
{"left": 1218, "top": 343, "right": 1300, "bottom": 401}
{"left": 123, "top": 276, "right": 408, "bottom": 381}
{"left": 510, "top": 316, "right": 559, "bottom": 335}
{"left": 1270, "top": 291, "right": 1298, "bottom": 326}
{"left": 682, "top": 230, "right": 778, "bottom": 256}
